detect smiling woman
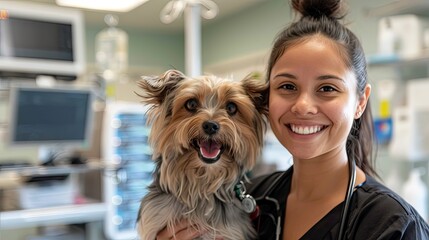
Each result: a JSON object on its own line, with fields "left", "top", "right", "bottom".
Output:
{"left": 247, "top": 0, "right": 429, "bottom": 239}
{"left": 268, "top": 35, "right": 365, "bottom": 162}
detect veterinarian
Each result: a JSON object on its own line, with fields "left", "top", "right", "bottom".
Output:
{"left": 246, "top": 0, "right": 429, "bottom": 239}
{"left": 155, "top": 0, "right": 429, "bottom": 239}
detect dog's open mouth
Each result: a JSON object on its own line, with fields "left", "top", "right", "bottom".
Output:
{"left": 192, "top": 139, "right": 224, "bottom": 164}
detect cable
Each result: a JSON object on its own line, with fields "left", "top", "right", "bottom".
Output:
{"left": 338, "top": 158, "right": 356, "bottom": 240}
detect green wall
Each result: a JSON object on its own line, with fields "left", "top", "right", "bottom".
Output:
{"left": 202, "top": 0, "right": 395, "bottom": 67}
{"left": 85, "top": 26, "right": 185, "bottom": 73}
{"left": 202, "top": 0, "right": 291, "bottom": 66}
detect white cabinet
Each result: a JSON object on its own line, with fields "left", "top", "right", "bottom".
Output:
{"left": 0, "top": 162, "right": 108, "bottom": 239}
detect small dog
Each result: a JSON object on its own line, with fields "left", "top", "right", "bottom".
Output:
{"left": 136, "top": 70, "right": 267, "bottom": 240}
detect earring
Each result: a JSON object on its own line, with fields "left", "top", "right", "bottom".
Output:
{"left": 356, "top": 110, "right": 362, "bottom": 118}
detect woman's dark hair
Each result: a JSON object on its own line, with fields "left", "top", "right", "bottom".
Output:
{"left": 265, "top": 0, "right": 377, "bottom": 177}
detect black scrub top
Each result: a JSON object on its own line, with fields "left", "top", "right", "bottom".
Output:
{"left": 247, "top": 168, "right": 429, "bottom": 240}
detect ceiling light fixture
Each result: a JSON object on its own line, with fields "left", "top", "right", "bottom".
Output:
{"left": 160, "top": 0, "right": 218, "bottom": 24}
{"left": 56, "top": 0, "right": 149, "bottom": 12}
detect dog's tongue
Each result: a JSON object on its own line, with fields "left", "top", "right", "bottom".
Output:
{"left": 200, "top": 140, "right": 221, "bottom": 159}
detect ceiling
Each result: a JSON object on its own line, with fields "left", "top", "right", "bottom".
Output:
{"left": 16, "top": 0, "right": 267, "bottom": 31}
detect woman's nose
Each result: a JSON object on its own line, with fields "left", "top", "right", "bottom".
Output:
{"left": 291, "top": 93, "right": 317, "bottom": 115}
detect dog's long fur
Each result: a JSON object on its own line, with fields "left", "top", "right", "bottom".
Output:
{"left": 136, "top": 70, "right": 267, "bottom": 240}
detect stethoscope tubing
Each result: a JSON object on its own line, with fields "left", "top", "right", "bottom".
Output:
{"left": 338, "top": 158, "right": 357, "bottom": 240}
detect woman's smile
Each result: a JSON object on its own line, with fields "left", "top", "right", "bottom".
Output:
{"left": 289, "top": 124, "right": 326, "bottom": 135}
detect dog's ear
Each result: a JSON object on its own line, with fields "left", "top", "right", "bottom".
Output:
{"left": 241, "top": 72, "right": 268, "bottom": 116}
{"left": 137, "top": 70, "right": 186, "bottom": 105}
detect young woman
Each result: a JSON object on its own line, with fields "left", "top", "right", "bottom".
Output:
{"left": 248, "top": 0, "right": 429, "bottom": 239}
{"left": 154, "top": 0, "right": 429, "bottom": 239}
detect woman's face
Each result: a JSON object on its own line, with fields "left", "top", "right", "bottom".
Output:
{"left": 268, "top": 37, "right": 370, "bottom": 161}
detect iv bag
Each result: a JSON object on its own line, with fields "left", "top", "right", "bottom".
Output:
{"left": 95, "top": 14, "right": 128, "bottom": 82}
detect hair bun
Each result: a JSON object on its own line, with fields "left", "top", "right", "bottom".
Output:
{"left": 291, "top": 0, "right": 345, "bottom": 19}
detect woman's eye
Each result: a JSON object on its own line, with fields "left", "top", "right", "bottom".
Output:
{"left": 280, "top": 83, "right": 296, "bottom": 91}
{"left": 185, "top": 98, "right": 198, "bottom": 112}
{"left": 226, "top": 102, "right": 238, "bottom": 116}
{"left": 319, "top": 86, "right": 336, "bottom": 92}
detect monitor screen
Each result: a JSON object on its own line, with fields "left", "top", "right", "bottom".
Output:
{"left": 0, "top": 17, "right": 74, "bottom": 61}
{"left": 9, "top": 86, "right": 93, "bottom": 147}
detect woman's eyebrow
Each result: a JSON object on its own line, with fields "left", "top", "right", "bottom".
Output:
{"left": 274, "top": 73, "right": 345, "bottom": 82}
{"left": 273, "top": 73, "right": 296, "bottom": 79}
{"left": 317, "top": 74, "right": 345, "bottom": 82}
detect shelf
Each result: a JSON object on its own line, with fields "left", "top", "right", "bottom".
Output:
{"left": 367, "top": 53, "right": 429, "bottom": 67}
{"left": 0, "top": 202, "right": 107, "bottom": 229}
{"left": 367, "top": 53, "right": 429, "bottom": 81}
{"left": 0, "top": 159, "right": 118, "bottom": 178}
{"left": 0, "top": 160, "right": 120, "bottom": 191}
{"left": 368, "top": 0, "right": 429, "bottom": 17}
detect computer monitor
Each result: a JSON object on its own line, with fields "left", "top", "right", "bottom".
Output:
{"left": 8, "top": 85, "right": 94, "bottom": 163}
{"left": 0, "top": 1, "right": 85, "bottom": 80}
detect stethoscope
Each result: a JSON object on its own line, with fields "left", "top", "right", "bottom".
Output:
{"left": 236, "top": 159, "right": 356, "bottom": 240}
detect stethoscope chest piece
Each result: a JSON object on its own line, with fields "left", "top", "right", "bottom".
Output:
{"left": 235, "top": 181, "right": 257, "bottom": 213}
{"left": 241, "top": 194, "right": 257, "bottom": 213}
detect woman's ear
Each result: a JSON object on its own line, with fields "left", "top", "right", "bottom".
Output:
{"left": 355, "top": 84, "right": 371, "bottom": 119}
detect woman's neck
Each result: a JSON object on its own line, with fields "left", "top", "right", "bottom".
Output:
{"left": 290, "top": 151, "right": 350, "bottom": 201}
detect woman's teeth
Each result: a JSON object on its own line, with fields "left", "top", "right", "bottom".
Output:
{"left": 291, "top": 125, "right": 323, "bottom": 135}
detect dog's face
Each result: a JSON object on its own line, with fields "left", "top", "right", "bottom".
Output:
{"left": 138, "top": 70, "right": 267, "bottom": 204}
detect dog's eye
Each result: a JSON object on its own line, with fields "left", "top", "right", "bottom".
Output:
{"left": 226, "top": 102, "right": 238, "bottom": 115}
{"left": 185, "top": 98, "right": 198, "bottom": 112}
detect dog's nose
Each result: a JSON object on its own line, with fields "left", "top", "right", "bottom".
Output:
{"left": 202, "top": 121, "right": 220, "bottom": 135}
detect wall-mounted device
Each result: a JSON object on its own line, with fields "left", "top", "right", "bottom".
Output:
{"left": 102, "top": 101, "right": 154, "bottom": 240}
{"left": 0, "top": 1, "right": 85, "bottom": 81}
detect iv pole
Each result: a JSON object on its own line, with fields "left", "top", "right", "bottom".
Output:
{"left": 185, "top": 4, "right": 201, "bottom": 77}
{"left": 160, "top": 0, "right": 218, "bottom": 77}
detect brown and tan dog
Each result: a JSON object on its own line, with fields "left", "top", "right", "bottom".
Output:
{"left": 136, "top": 70, "right": 267, "bottom": 240}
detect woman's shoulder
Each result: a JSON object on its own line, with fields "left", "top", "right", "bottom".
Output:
{"left": 358, "top": 175, "right": 416, "bottom": 214}
{"left": 349, "top": 175, "right": 429, "bottom": 238}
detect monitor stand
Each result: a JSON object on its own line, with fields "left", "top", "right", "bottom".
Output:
{"left": 39, "top": 146, "right": 56, "bottom": 166}
{"left": 38, "top": 145, "right": 77, "bottom": 166}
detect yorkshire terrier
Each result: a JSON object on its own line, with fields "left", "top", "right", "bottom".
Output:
{"left": 136, "top": 70, "right": 267, "bottom": 240}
